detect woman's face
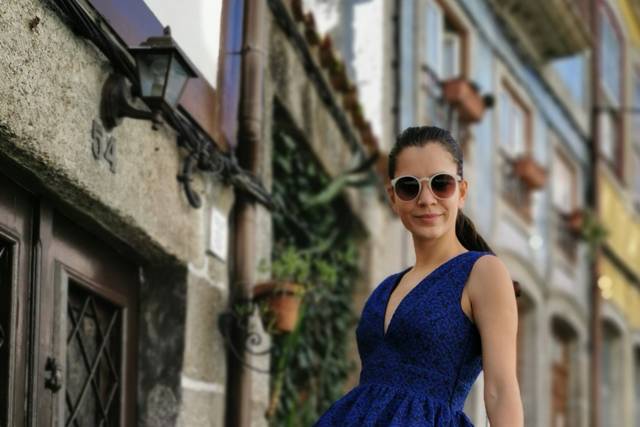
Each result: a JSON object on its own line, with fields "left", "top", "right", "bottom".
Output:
{"left": 386, "top": 142, "right": 467, "bottom": 242}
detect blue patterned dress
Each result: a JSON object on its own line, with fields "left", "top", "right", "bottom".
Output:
{"left": 314, "top": 250, "right": 492, "bottom": 426}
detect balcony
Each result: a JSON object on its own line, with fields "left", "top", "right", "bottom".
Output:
{"left": 487, "top": 0, "right": 591, "bottom": 63}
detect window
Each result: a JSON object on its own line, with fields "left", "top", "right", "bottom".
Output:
{"left": 597, "top": 5, "right": 624, "bottom": 179}
{"left": 499, "top": 82, "right": 536, "bottom": 222}
{"left": 550, "top": 319, "right": 578, "bottom": 427}
{"left": 552, "top": 147, "right": 578, "bottom": 260}
{"left": 551, "top": 54, "right": 587, "bottom": 107}
{"left": 600, "top": 9, "right": 622, "bottom": 106}
{"left": 599, "top": 110, "right": 620, "bottom": 169}
{"left": 499, "top": 87, "right": 528, "bottom": 158}
{"left": 425, "top": 0, "right": 444, "bottom": 77}
{"left": 552, "top": 149, "right": 576, "bottom": 214}
{"left": 425, "top": 0, "right": 463, "bottom": 80}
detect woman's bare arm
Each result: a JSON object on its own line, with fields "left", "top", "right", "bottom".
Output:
{"left": 468, "top": 255, "right": 524, "bottom": 427}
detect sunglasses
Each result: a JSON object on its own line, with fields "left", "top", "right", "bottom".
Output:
{"left": 390, "top": 173, "right": 462, "bottom": 201}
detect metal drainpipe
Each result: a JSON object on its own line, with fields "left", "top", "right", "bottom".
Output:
{"left": 588, "top": 0, "right": 602, "bottom": 426}
{"left": 226, "top": 1, "right": 268, "bottom": 426}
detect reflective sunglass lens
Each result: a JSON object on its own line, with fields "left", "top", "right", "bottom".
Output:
{"left": 395, "top": 177, "right": 420, "bottom": 200}
{"left": 431, "top": 174, "right": 457, "bottom": 198}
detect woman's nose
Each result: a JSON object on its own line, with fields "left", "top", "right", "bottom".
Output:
{"left": 417, "top": 184, "right": 437, "bottom": 205}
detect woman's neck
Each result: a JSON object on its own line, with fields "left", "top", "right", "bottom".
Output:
{"left": 411, "top": 233, "right": 467, "bottom": 272}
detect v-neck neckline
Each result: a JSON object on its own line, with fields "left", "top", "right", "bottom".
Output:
{"left": 382, "top": 250, "right": 471, "bottom": 339}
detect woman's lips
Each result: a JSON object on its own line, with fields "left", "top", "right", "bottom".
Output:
{"left": 414, "top": 213, "right": 442, "bottom": 223}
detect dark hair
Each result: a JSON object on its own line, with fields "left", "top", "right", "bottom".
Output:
{"left": 388, "top": 126, "right": 521, "bottom": 297}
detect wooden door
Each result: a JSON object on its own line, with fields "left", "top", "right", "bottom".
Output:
{"left": 0, "top": 172, "right": 139, "bottom": 426}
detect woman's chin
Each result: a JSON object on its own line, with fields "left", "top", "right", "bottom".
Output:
{"left": 409, "top": 227, "right": 443, "bottom": 241}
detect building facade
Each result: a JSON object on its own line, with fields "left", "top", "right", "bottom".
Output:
{"left": 2, "top": 0, "right": 640, "bottom": 426}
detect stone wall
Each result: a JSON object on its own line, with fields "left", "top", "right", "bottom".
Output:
{"left": 0, "top": 1, "right": 233, "bottom": 426}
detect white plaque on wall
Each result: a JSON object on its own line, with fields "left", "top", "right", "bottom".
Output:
{"left": 208, "top": 207, "right": 228, "bottom": 261}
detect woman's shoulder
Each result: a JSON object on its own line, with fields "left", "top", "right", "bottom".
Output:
{"left": 467, "top": 253, "right": 514, "bottom": 298}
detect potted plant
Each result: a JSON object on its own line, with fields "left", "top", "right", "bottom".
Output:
{"left": 329, "top": 61, "right": 350, "bottom": 92}
{"left": 513, "top": 155, "right": 547, "bottom": 190}
{"left": 577, "top": 208, "right": 609, "bottom": 259}
{"left": 441, "top": 77, "right": 485, "bottom": 122}
{"left": 342, "top": 84, "right": 358, "bottom": 111}
{"left": 319, "top": 35, "right": 338, "bottom": 70}
{"left": 350, "top": 101, "right": 366, "bottom": 129}
{"left": 254, "top": 246, "right": 310, "bottom": 334}
{"left": 563, "top": 208, "right": 584, "bottom": 234}
{"left": 304, "top": 13, "right": 320, "bottom": 45}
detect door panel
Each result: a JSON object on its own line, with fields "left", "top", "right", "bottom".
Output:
{"left": 47, "top": 212, "right": 138, "bottom": 426}
{"left": 0, "top": 174, "right": 35, "bottom": 427}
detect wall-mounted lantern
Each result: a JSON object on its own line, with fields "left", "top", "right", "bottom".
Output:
{"left": 101, "top": 26, "right": 197, "bottom": 130}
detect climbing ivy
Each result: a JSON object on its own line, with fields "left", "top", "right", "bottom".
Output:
{"left": 268, "top": 124, "right": 365, "bottom": 426}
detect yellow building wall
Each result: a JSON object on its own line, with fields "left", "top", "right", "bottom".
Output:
{"left": 599, "top": 174, "right": 640, "bottom": 329}
{"left": 599, "top": 174, "right": 640, "bottom": 276}
{"left": 601, "top": 257, "right": 640, "bottom": 329}
{"left": 619, "top": 0, "right": 640, "bottom": 46}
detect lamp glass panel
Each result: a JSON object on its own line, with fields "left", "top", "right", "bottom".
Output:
{"left": 164, "top": 55, "right": 190, "bottom": 106}
{"left": 137, "top": 53, "right": 170, "bottom": 98}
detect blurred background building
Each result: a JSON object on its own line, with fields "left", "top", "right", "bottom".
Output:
{"left": 0, "top": 0, "right": 639, "bottom": 426}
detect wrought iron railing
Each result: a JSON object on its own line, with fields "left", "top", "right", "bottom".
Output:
{"left": 554, "top": 208, "right": 578, "bottom": 262}
{"left": 500, "top": 152, "right": 532, "bottom": 221}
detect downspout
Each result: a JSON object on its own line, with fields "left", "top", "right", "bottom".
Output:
{"left": 588, "top": 0, "right": 602, "bottom": 426}
{"left": 226, "top": 1, "right": 268, "bottom": 427}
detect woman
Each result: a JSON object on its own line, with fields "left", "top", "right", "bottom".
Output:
{"left": 314, "top": 126, "right": 524, "bottom": 426}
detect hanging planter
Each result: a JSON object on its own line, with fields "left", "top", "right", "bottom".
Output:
{"left": 441, "top": 77, "right": 485, "bottom": 122}
{"left": 513, "top": 155, "right": 547, "bottom": 190}
{"left": 253, "top": 281, "right": 306, "bottom": 333}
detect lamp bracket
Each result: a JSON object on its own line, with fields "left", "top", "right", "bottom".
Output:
{"left": 100, "top": 73, "right": 162, "bottom": 131}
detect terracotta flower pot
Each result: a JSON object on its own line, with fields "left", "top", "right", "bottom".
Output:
{"left": 441, "top": 78, "right": 485, "bottom": 122}
{"left": 342, "top": 85, "right": 358, "bottom": 110}
{"left": 253, "top": 281, "right": 304, "bottom": 333}
{"left": 565, "top": 209, "right": 584, "bottom": 233}
{"left": 513, "top": 156, "right": 547, "bottom": 190}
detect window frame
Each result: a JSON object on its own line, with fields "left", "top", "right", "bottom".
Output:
{"left": 597, "top": 3, "right": 626, "bottom": 182}
{"left": 552, "top": 143, "right": 579, "bottom": 262}
{"left": 423, "top": 0, "right": 468, "bottom": 80}
{"left": 497, "top": 77, "right": 536, "bottom": 223}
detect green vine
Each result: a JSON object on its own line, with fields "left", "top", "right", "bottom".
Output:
{"left": 267, "top": 125, "right": 365, "bottom": 426}
{"left": 578, "top": 208, "right": 609, "bottom": 259}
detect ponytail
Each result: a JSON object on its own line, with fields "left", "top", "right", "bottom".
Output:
{"left": 456, "top": 211, "right": 521, "bottom": 298}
